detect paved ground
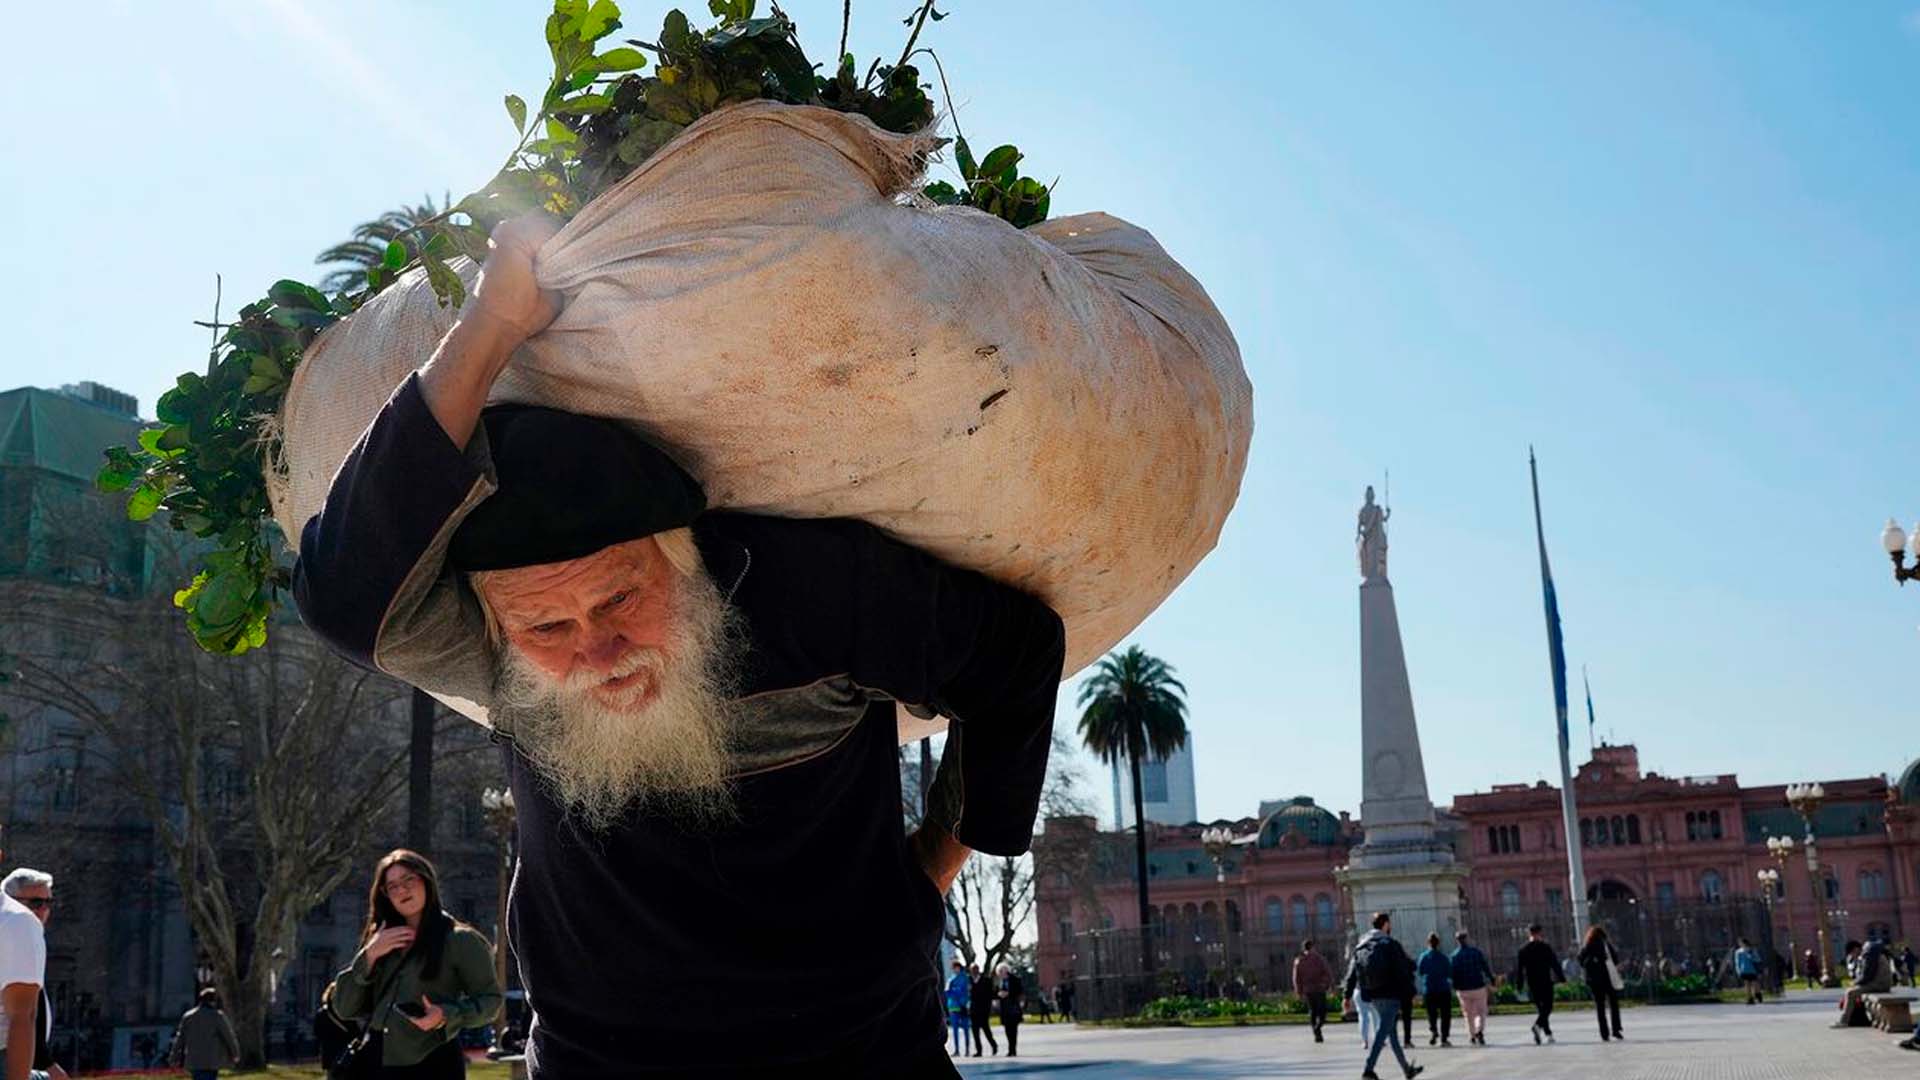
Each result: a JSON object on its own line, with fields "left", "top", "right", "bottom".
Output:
{"left": 950, "top": 990, "right": 1917, "bottom": 1078}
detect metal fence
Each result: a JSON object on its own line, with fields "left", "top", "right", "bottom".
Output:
{"left": 1070, "top": 898, "right": 1780, "bottom": 1020}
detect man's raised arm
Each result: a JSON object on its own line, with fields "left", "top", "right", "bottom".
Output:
{"left": 293, "top": 215, "right": 560, "bottom": 687}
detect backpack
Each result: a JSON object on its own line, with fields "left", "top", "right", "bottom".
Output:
{"left": 1360, "top": 937, "right": 1401, "bottom": 996}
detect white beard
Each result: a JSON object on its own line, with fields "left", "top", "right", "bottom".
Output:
{"left": 498, "top": 566, "right": 744, "bottom": 831}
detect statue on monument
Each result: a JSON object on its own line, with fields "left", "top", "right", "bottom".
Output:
{"left": 1357, "top": 484, "right": 1389, "bottom": 582}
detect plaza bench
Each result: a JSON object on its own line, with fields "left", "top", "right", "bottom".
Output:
{"left": 1868, "top": 994, "right": 1915, "bottom": 1033}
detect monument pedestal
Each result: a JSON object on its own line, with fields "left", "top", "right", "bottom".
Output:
{"left": 1340, "top": 498, "right": 1463, "bottom": 948}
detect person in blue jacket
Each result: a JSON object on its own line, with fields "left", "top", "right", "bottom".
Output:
{"left": 1415, "top": 933, "right": 1453, "bottom": 1047}
{"left": 1448, "top": 930, "right": 1494, "bottom": 1046}
{"left": 944, "top": 962, "right": 973, "bottom": 1057}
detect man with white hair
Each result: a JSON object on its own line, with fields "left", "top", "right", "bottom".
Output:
{"left": 0, "top": 866, "right": 54, "bottom": 1080}
{"left": 294, "top": 217, "right": 1064, "bottom": 1078}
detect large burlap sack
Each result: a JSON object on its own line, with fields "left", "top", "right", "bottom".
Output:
{"left": 272, "top": 101, "right": 1251, "bottom": 735}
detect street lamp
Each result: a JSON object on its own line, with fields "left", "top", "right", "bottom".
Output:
{"left": 481, "top": 786, "right": 517, "bottom": 1049}
{"left": 1884, "top": 519, "right": 1920, "bottom": 585}
{"left": 1766, "top": 835, "right": 1798, "bottom": 980}
{"left": 1785, "top": 783, "right": 1838, "bottom": 987}
{"left": 1200, "top": 826, "right": 1235, "bottom": 983}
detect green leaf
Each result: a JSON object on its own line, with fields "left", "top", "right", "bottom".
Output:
{"left": 955, "top": 136, "right": 977, "bottom": 181}
{"left": 127, "top": 482, "right": 165, "bottom": 522}
{"left": 544, "top": 117, "right": 579, "bottom": 145}
{"left": 978, "top": 145, "right": 1022, "bottom": 182}
{"left": 157, "top": 424, "right": 193, "bottom": 452}
{"left": 660, "top": 9, "right": 695, "bottom": 55}
{"left": 579, "top": 0, "right": 621, "bottom": 39}
{"left": 553, "top": 92, "right": 613, "bottom": 115}
{"left": 382, "top": 239, "right": 408, "bottom": 270}
{"left": 505, "top": 93, "right": 528, "bottom": 133}
{"left": 594, "top": 46, "right": 647, "bottom": 71}
{"left": 193, "top": 570, "right": 252, "bottom": 629}
{"left": 267, "top": 279, "right": 331, "bottom": 311}
{"left": 421, "top": 250, "right": 467, "bottom": 310}
{"left": 922, "top": 180, "right": 963, "bottom": 205}
{"left": 614, "top": 119, "right": 684, "bottom": 164}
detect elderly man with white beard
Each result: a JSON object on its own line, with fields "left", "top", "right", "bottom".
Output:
{"left": 292, "top": 214, "right": 1065, "bottom": 1079}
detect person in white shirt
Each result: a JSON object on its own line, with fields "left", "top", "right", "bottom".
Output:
{"left": 0, "top": 864, "right": 52, "bottom": 1080}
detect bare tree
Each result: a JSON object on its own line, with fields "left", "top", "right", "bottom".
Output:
{"left": 0, "top": 539, "right": 420, "bottom": 1067}
{"left": 940, "top": 731, "right": 1090, "bottom": 973}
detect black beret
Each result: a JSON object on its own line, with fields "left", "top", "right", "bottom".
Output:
{"left": 448, "top": 404, "right": 705, "bottom": 572}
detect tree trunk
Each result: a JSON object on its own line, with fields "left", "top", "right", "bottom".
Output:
{"left": 1130, "top": 746, "right": 1153, "bottom": 973}
{"left": 408, "top": 688, "right": 435, "bottom": 854}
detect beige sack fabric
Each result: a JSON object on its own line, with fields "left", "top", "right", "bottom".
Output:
{"left": 272, "top": 101, "right": 1251, "bottom": 730}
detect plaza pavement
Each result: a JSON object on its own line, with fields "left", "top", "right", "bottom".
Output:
{"left": 950, "top": 989, "right": 1914, "bottom": 1078}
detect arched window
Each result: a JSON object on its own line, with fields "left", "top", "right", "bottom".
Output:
{"left": 1489, "top": 825, "right": 1502, "bottom": 854}
{"left": 1611, "top": 816, "right": 1626, "bottom": 846}
{"left": 1506, "top": 825, "right": 1522, "bottom": 853}
{"left": 1700, "top": 870, "right": 1723, "bottom": 904}
{"left": 1314, "top": 894, "right": 1336, "bottom": 932}
{"left": 1860, "top": 869, "right": 1888, "bottom": 900}
{"left": 1627, "top": 815, "right": 1642, "bottom": 845}
{"left": 1594, "top": 819, "right": 1609, "bottom": 847}
{"left": 1709, "top": 810, "right": 1723, "bottom": 840}
{"left": 1825, "top": 874, "right": 1841, "bottom": 902}
{"left": 1290, "top": 896, "right": 1309, "bottom": 936}
{"left": 1264, "top": 897, "right": 1284, "bottom": 934}
{"left": 1226, "top": 900, "right": 1241, "bottom": 933}
{"left": 1580, "top": 819, "right": 1593, "bottom": 847}
{"left": 1501, "top": 882, "right": 1522, "bottom": 918}
{"left": 1201, "top": 901, "right": 1219, "bottom": 941}
{"left": 1685, "top": 811, "right": 1697, "bottom": 841}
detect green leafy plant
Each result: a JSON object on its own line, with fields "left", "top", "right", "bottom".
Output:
{"left": 99, "top": 0, "right": 1050, "bottom": 654}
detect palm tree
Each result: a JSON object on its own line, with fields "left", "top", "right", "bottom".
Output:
{"left": 1076, "top": 645, "right": 1189, "bottom": 970}
{"left": 314, "top": 195, "right": 447, "bottom": 293}
{"left": 315, "top": 199, "right": 449, "bottom": 851}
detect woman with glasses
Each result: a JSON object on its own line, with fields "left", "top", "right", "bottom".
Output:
{"left": 328, "top": 850, "right": 502, "bottom": 1077}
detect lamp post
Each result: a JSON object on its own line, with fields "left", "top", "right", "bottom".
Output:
{"left": 481, "top": 786, "right": 517, "bottom": 1044}
{"left": 1201, "top": 826, "right": 1235, "bottom": 985}
{"left": 1765, "top": 835, "right": 1798, "bottom": 981}
{"left": 1785, "top": 783, "right": 1838, "bottom": 987}
{"left": 1883, "top": 519, "right": 1920, "bottom": 585}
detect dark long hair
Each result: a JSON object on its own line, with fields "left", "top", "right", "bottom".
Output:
{"left": 1582, "top": 924, "right": 1609, "bottom": 950}
{"left": 360, "top": 849, "right": 455, "bottom": 980}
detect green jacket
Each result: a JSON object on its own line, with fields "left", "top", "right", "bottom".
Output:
{"left": 330, "top": 922, "right": 502, "bottom": 1066}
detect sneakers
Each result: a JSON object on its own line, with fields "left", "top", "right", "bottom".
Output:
{"left": 1547, "top": 1033, "right": 1556, "bottom": 1045}
{"left": 1531, "top": 1023, "right": 1541, "bottom": 1045}
{"left": 1613, "top": 1030, "right": 1625, "bottom": 1040}
{"left": 1362, "top": 1072, "right": 1380, "bottom": 1079}
{"left": 1441, "top": 1038, "right": 1452, "bottom": 1047}
{"left": 1405, "top": 1067, "right": 1425, "bottom": 1079}
{"left": 1314, "top": 1030, "right": 1324, "bottom": 1043}
{"left": 1428, "top": 1033, "right": 1438, "bottom": 1046}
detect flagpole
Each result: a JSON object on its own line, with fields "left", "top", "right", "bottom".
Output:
{"left": 1531, "top": 448, "right": 1589, "bottom": 940}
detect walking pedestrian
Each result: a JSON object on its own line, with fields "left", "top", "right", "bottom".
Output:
{"left": 966, "top": 964, "right": 996, "bottom": 1056}
{"left": 1292, "top": 939, "right": 1335, "bottom": 1043}
{"left": 943, "top": 962, "right": 971, "bottom": 1057}
{"left": 1804, "top": 948, "right": 1821, "bottom": 989}
{"left": 1577, "top": 926, "right": 1625, "bottom": 1042}
{"left": 1341, "top": 912, "right": 1424, "bottom": 1080}
{"left": 1514, "top": 924, "right": 1565, "bottom": 1045}
{"left": 1902, "top": 944, "right": 1918, "bottom": 989}
{"left": 167, "top": 989, "right": 240, "bottom": 1080}
{"left": 1351, "top": 981, "right": 1374, "bottom": 1049}
{"left": 326, "top": 850, "right": 503, "bottom": 1078}
{"left": 1449, "top": 930, "right": 1493, "bottom": 1046}
{"left": 1056, "top": 981, "right": 1075, "bottom": 1023}
{"left": 1733, "top": 939, "right": 1764, "bottom": 1005}
{"left": 995, "top": 963, "right": 1025, "bottom": 1058}
{"left": 1415, "top": 933, "right": 1452, "bottom": 1047}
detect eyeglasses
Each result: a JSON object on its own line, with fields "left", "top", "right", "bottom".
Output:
{"left": 383, "top": 872, "right": 425, "bottom": 896}
{"left": 18, "top": 898, "right": 52, "bottom": 911}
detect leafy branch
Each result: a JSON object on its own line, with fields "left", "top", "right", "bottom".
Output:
{"left": 99, "top": 0, "right": 1052, "bottom": 655}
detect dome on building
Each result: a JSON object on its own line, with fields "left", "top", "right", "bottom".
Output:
{"left": 1898, "top": 758, "right": 1920, "bottom": 804}
{"left": 1257, "top": 796, "right": 1341, "bottom": 847}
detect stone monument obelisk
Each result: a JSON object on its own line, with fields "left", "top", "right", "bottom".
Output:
{"left": 1334, "top": 486, "right": 1466, "bottom": 949}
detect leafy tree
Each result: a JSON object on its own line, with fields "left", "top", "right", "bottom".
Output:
{"left": 313, "top": 197, "right": 449, "bottom": 294}
{"left": 1076, "top": 645, "right": 1189, "bottom": 968}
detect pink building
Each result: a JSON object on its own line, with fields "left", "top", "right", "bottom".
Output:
{"left": 1035, "top": 745, "right": 1920, "bottom": 992}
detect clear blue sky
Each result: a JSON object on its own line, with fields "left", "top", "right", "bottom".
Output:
{"left": 3, "top": 2, "right": 1918, "bottom": 825}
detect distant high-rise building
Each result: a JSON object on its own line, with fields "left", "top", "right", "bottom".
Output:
{"left": 1110, "top": 736, "right": 1198, "bottom": 829}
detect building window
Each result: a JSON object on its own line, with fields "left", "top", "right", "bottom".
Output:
{"left": 1610, "top": 816, "right": 1626, "bottom": 846}
{"left": 1314, "top": 894, "right": 1335, "bottom": 932}
{"left": 1580, "top": 819, "right": 1593, "bottom": 847}
{"left": 1141, "top": 759, "right": 1169, "bottom": 803}
{"left": 1058, "top": 917, "right": 1073, "bottom": 944}
{"left": 1627, "top": 815, "right": 1642, "bottom": 845}
{"left": 1709, "top": 810, "right": 1723, "bottom": 840}
{"left": 1700, "top": 870, "right": 1723, "bottom": 904}
{"left": 1290, "top": 896, "right": 1309, "bottom": 936}
{"left": 1685, "top": 812, "right": 1696, "bottom": 842}
{"left": 1506, "top": 825, "right": 1521, "bottom": 853}
{"left": 1656, "top": 882, "right": 1676, "bottom": 912}
{"left": 1824, "top": 874, "right": 1841, "bottom": 902}
{"left": 1859, "top": 869, "right": 1888, "bottom": 900}
{"left": 48, "top": 730, "right": 84, "bottom": 812}
{"left": 1265, "top": 898, "right": 1284, "bottom": 934}
{"left": 1500, "top": 882, "right": 1522, "bottom": 918}
{"left": 1490, "top": 825, "right": 1503, "bottom": 853}
{"left": 1546, "top": 889, "right": 1564, "bottom": 913}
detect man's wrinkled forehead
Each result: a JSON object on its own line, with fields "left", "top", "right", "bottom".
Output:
{"left": 479, "top": 537, "right": 658, "bottom": 616}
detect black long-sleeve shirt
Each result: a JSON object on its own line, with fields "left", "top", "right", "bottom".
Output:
{"left": 293, "top": 375, "right": 1065, "bottom": 1076}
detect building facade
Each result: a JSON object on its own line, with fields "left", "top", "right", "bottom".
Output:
{"left": 1037, "top": 743, "right": 1920, "bottom": 995}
